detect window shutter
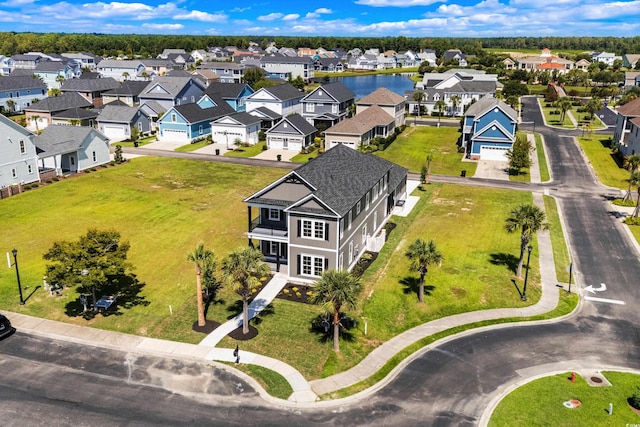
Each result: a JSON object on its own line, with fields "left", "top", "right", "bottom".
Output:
{"left": 297, "top": 220, "right": 301, "bottom": 237}
{"left": 325, "top": 223, "right": 329, "bottom": 240}
{"left": 324, "top": 258, "right": 329, "bottom": 270}
{"left": 297, "top": 255, "right": 301, "bottom": 274}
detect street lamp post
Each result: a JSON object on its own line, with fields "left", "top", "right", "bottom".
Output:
{"left": 81, "top": 268, "right": 96, "bottom": 311}
{"left": 521, "top": 245, "right": 533, "bottom": 301}
{"left": 11, "top": 249, "right": 25, "bottom": 305}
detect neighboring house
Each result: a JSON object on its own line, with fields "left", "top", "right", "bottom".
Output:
{"left": 165, "top": 53, "right": 194, "bottom": 69}
{"left": 139, "top": 100, "right": 166, "bottom": 132}
{"left": 0, "top": 55, "right": 14, "bottom": 75}
{"left": 51, "top": 107, "right": 99, "bottom": 127}
{"left": 261, "top": 56, "right": 314, "bottom": 83}
{"left": 265, "top": 113, "right": 317, "bottom": 151}
{"left": 33, "top": 60, "right": 77, "bottom": 89}
{"left": 35, "top": 125, "right": 110, "bottom": 175}
{"left": 138, "top": 76, "right": 206, "bottom": 111}
{"left": 624, "top": 71, "right": 640, "bottom": 89}
{"left": 158, "top": 96, "right": 234, "bottom": 142}
{"left": 197, "top": 62, "right": 244, "bottom": 83}
{"left": 443, "top": 49, "right": 467, "bottom": 67}
{"left": 96, "top": 59, "right": 147, "bottom": 81}
{"left": 248, "top": 106, "right": 282, "bottom": 130}
{"left": 11, "top": 54, "right": 43, "bottom": 70}
{"left": 101, "top": 81, "right": 149, "bottom": 106}
{"left": 192, "top": 69, "right": 221, "bottom": 86}
{"left": 97, "top": 104, "right": 152, "bottom": 142}
{"left": 324, "top": 105, "right": 396, "bottom": 151}
{"left": 356, "top": 87, "right": 406, "bottom": 127}
{"left": 244, "top": 143, "right": 408, "bottom": 282}
{"left": 313, "top": 58, "right": 345, "bottom": 73}
{"left": 300, "top": 81, "right": 355, "bottom": 128}
{"left": 613, "top": 97, "right": 640, "bottom": 157}
{"left": 210, "top": 112, "right": 262, "bottom": 146}
{"left": 204, "top": 82, "right": 254, "bottom": 112}
{"left": 462, "top": 95, "right": 518, "bottom": 161}
{"left": 416, "top": 49, "right": 437, "bottom": 67}
{"left": 245, "top": 83, "right": 304, "bottom": 117}
{"left": 0, "top": 75, "right": 48, "bottom": 113}
{"left": 575, "top": 59, "right": 591, "bottom": 71}
{"left": 24, "top": 92, "right": 92, "bottom": 130}
{"left": 140, "top": 59, "right": 175, "bottom": 77}
{"left": 0, "top": 113, "right": 39, "bottom": 188}
{"left": 60, "top": 77, "right": 121, "bottom": 108}
{"left": 347, "top": 54, "right": 381, "bottom": 71}
{"left": 623, "top": 54, "right": 640, "bottom": 69}
{"left": 415, "top": 70, "right": 500, "bottom": 116}
{"left": 591, "top": 51, "right": 618, "bottom": 66}
{"left": 61, "top": 52, "right": 101, "bottom": 70}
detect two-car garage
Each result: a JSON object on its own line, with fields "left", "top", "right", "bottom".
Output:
{"left": 479, "top": 145, "right": 509, "bottom": 161}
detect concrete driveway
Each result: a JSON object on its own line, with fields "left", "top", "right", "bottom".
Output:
{"left": 472, "top": 160, "right": 509, "bottom": 180}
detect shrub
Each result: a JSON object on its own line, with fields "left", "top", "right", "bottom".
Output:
{"left": 624, "top": 216, "right": 640, "bottom": 225}
{"left": 632, "top": 387, "right": 640, "bottom": 409}
{"left": 612, "top": 198, "right": 636, "bottom": 207}
{"left": 46, "top": 179, "right": 52, "bottom": 183}
{"left": 262, "top": 144, "right": 268, "bottom": 151}
{"left": 52, "top": 177, "right": 59, "bottom": 182}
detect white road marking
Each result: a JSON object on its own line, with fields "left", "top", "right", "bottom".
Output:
{"left": 584, "top": 296, "right": 625, "bottom": 305}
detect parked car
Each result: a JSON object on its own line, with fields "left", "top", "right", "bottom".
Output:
{"left": 0, "top": 313, "right": 14, "bottom": 339}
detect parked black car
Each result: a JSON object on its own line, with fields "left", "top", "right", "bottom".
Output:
{"left": 0, "top": 313, "right": 14, "bottom": 339}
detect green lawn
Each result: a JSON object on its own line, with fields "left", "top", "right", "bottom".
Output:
{"left": 535, "top": 133, "right": 551, "bottom": 182}
{"left": 539, "top": 100, "right": 575, "bottom": 128}
{"left": 375, "top": 126, "right": 477, "bottom": 176}
{"left": 490, "top": 371, "right": 640, "bottom": 426}
{"left": 175, "top": 139, "right": 212, "bottom": 152}
{"left": 0, "top": 157, "right": 287, "bottom": 341}
{"left": 544, "top": 195, "right": 571, "bottom": 284}
{"left": 113, "top": 135, "right": 156, "bottom": 148}
{"left": 577, "top": 135, "right": 628, "bottom": 189}
{"left": 224, "top": 141, "right": 267, "bottom": 158}
{"left": 290, "top": 150, "right": 319, "bottom": 163}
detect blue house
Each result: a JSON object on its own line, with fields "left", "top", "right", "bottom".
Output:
{"left": 462, "top": 95, "right": 518, "bottom": 161}
{"left": 158, "top": 95, "right": 234, "bottom": 143}
{"left": 204, "top": 82, "right": 254, "bottom": 112}
{"left": 0, "top": 75, "right": 48, "bottom": 113}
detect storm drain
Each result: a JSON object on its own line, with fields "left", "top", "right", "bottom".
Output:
{"left": 582, "top": 371, "right": 612, "bottom": 387}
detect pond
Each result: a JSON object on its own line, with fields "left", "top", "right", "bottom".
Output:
{"left": 330, "top": 73, "right": 416, "bottom": 99}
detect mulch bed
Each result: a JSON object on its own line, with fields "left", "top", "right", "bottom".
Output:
{"left": 192, "top": 319, "right": 220, "bottom": 334}
{"left": 192, "top": 319, "right": 259, "bottom": 341}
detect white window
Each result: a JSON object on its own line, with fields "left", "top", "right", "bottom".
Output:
{"left": 339, "top": 218, "right": 344, "bottom": 239}
{"left": 302, "top": 219, "right": 325, "bottom": 240}
{"left": 302, "top": 255, "right": 324, "bottom": 277}
{"left": 366, "top": 192, "right": 370, "bottom": 209}
{"left": 362, "top": 225, "right": 367, "bottom": 243}
{"left": 19, "top": 140, "right": 25, "bottom": 154}
{"left": 307, "top": 103, "right": 314, "bottom": 112}
{"left": 356, "top": 201, "right": 361, "bottom": 215}
{"left": 268, "top": 209, "right": 280, "bottom": 221}
{"left": 269, "top": 242, "right": 279, "bottom": 256}
{"left": 348, "top": 210, "right": 353, "bottom": 229}
{"left": 348, "top": 241, "right": 353, "bottom": 261}
{"left": 339, "top": 253, "right": 344, "bottom": 270}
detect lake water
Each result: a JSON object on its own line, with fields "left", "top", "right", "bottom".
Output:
{"left": 330, "top": 74, "right": 416, "bottom": 99}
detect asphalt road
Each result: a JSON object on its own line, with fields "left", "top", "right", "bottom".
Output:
{"left": 3, "top": 97, "right": 640, "bottom": 425}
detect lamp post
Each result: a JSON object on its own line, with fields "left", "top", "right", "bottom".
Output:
{"left": 81, "top": 268, "right": 96, "bottom": 311}
{"left": 11, "top": 249, "right": 25, "bottom": 305}
{"left": 521, "top": 245, "right": 533, "bottom": 301}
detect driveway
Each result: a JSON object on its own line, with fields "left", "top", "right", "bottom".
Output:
{"left": 472, "top": 160, "right": 509, "bottom": 180}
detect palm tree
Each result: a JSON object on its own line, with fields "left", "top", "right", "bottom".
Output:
{"left": 405, "top": 238, "right": 443, "bottom": 303}
{"left": 504, "top": 204, "right": 548, "bottom": 278}
{"left": 556, "top": 98, "right": 573, "bottom": 123}
{"left": 631, "top": 172, "right": 640, "bottom": 217}
{"left": 412, "top": 90, "right": 425, "bottom": 118}
{"left": 55, "top": 74, "right": 65, "bottom": 88}
{"left": 434, "top": 99, "right": 447, "bottom": 127}
{"left": 450, "top": 94, "right": 462, "bottom": 116}
{"left": 585, "top": 97, "right": 603, "bottom": 121}
{"left": 220, "top": 246, "right": 270, "bottom": 335}
{"left": 310, "top": 270, "right": 362, "bottom": 352}
{"left": 187, "top": 243, "right": 214, "bottom": 327}
{"left": 31, "top": 114, "right": 41, "bottom": 132}
{"left": 122, "top": 71, "right": 130, "bottom": 81}
{"left": 5, "top": 99, "right": 16, "bottom": 113}
{"left": 624, "top": 154, "right": 640, "bottom": 201}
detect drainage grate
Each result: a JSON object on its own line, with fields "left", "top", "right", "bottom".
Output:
{"left": 590, "top": 376, "right": 603, "bottom": 383}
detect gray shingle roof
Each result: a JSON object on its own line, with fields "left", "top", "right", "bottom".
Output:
{"left": 61, "top": 77, "right": 121, "bottom": 92}
{"left": 325, "top": 105, "right": 393, "bottom": 135}
{"left": 172, "top": 102, "right": 235, "bottom": 123}
{"left": 464, "top": 95, "right": 517, "bottom": 121}
{"left": 52, "top": 107, "right": 99, "bottom": 120}
{"left": 304, "top": 81, "right": 355, "bottom": 103}
{"left": 140, "top": 77, "right": 200, "bottom": 99}
{"left": 258, "top": 83, "right": 304, "bottom": 102}
{"left": 220, "top": 111, "right": 262, "bottom": 125}
{"left": 25, "top": 92, "right": 92, "bottom": 112}
{"left": 102, "top": 80, "right": 149, "bottom": 96}
{"left": 0, "top": 75, "right": 47, "bottom": 91}
{"left": 358, "top": 87, "right": 405, "bottom": 106}
{"left": 34, "top": 61, "right": 68, "bottom": 72}
{"left": 34, "top": 125, "right": 106, "bottom": 157}
{"left": 97, "top": 104, "right": 143, "bottom": 123}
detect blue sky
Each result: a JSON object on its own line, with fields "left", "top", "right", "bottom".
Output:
{"left": 0, "top": 0, "right": 639, "bottom": 37}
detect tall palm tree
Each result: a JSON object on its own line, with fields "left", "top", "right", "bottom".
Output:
{"left": 585, "top": 97, "right": 603, "bottom": 121}
{"left": 187, "top": 243, "right": 213, "bottom": 327}
{"left": 311, "top": 270, "right": 362, "bottom": 352}
{"left": 5, "top": 99, "right": 16, "bottom": 113}
{"left": 220, "top": 246, "right": 270, "bottom": 335}
{"left": 55, "top": 74, "right": 65, "bottom": 88}
{"left": 434, "top": 99, "right": 447, "bottom": 127}
{"left": 412, "top": 90, "right": 425, "bottom": 118}
{"left": 556, "top": 98, "right": 573, "bottom": 123}
{"left": 405, "top": 238, "right": 443, "bottom": 303}
{"left": 450, "top": 94, "right": 462, "bottom": 116}
{"left": 624, "top": 154, "right": 640, "bottom": 201}
{"left": 504, "top": 204, "right": 548, "bottom": 278}
{"left": 631, "top": 172, "right": 640, "bottom": 218}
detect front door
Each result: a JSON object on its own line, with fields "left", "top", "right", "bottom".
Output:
{"left": 283, "top": 138, "right": 288, "bottom": 149}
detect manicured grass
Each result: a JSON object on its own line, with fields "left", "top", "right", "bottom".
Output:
{"left": 376, "top": 126, "right": 477, "bottom": 176}
{"left": 113, "top": 135, "right": 157, "bottom": 148}
{"left": 175, "top": 139, "right": 212, "bottom": 152}
{"left": 535, "top": 133, "right": 551, "bottom": 182}
{"left": 324, "top": 290, "right": 579, "bottom": 400}
{"left": 0, "top": 157, "right": 287, "bottom": 341}
{"left": 224, "top": 141, "right": 267, "bottom": 158}
{"left": 544, "top": 195, "right": 571, "bottom": 284}
{"left": 489, "top": 371, "right": 640, "bottom": 427}
{"left": 577, "top": 135, "right": 628, "bottom": 189}
{"left": 539, "top": 100, "right": 575, "bottom": 128}
{"left": 231, "top": 364, "right": 293, "bottom": 400}
{"left": 290, "top": 150, "right": 320, "bottom": 163}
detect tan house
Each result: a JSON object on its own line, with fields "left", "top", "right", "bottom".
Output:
{"left": 356, "top": 87, "right": 406, "bottom": 127}
{"left": 324, "top": 105, "right": 395, "bottom": 150}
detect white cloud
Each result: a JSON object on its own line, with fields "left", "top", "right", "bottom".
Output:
{"left": 230, "top": 6, "right": 250, "bottom": 12}
{"left": 174, "top": 10, "right": 226, "bottom": 22}
{"left": 142, "top": 22, "right": 184, "bottom": 30}
{"left": 314, "top": 8, "right": 332, "bottom": 14}
{"left": 258, "top": 12, "right": 283, "bottom": 21}
{"left": 355, "top": 0, "right": 444, "bottom": 6}
{"left": 582, "top": 0, "right": 640, "bottom": 19}
{"left": 282, "top": 13, "right": 299, "bottom": 21}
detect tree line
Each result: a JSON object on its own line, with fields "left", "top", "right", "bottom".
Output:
{"left": 3, "top": 32, "right": 640, "bottom": 58}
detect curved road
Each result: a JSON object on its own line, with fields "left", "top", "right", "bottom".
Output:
{"left": 2, "top": 96, "right": 640, "bottom": 425}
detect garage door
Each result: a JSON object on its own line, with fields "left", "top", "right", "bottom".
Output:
{"left": 161, "top": 129, "right": 189, "bottom": 142}
{"left": 103, "top": 125, "right": 127, "bottom": 140}
{"left": 268, "top": 137, "right": 283, "bottom": 149}
{"left": 480, "top": 146, "right": 509, "bottom": 161}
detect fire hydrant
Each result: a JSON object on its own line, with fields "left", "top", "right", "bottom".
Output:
{"left": 570, "top": 372, "right": 576, "bottom": 383}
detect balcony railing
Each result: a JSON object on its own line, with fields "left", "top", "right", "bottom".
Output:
{"left": 249, "top": 217, "right": 288, "bottom": 238}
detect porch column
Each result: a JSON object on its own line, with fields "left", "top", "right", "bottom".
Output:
{"left": 247, "top": 206, "right": 252, "bottom": 246}
{"left": 275, "top": 242, "right": 281, "bottom": 272}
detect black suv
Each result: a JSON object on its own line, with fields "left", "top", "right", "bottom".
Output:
{"left": 0, "top": 314, "right": 13, "bottom": 339}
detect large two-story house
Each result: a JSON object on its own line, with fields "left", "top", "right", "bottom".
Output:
{"left": 300, "top": 81, "right": 355, "bottom": 129}
{"left": 613, "top": 97, "right": 640, "bottom": 157}
{"left": 60, "top": 77, "right": 121, "bottom": 108}
{"left": 138, "top": 76, "right": 206, "bottom": 111}
{"left": 261, "top": 56, "right": 314, "bottom": 83}
{"left": 245, "top": 83, "right": 304, "bottom": 117}
{"left": 356, "top": 87, "right": 406, "bottom": 127}
{"left": 244, "top": 143, "right": 408, "bottom": 283}
{"left": 204, "top": 82, "right": 254, "bottom": 112}
{"left": 0, "top": 75, "right": 48, "bottom": 113}
{"left": 0, "top": 114, "right": 40, "bottom": 189}
{"left": 462, "top": 95, "right": 518, "bottom": 161}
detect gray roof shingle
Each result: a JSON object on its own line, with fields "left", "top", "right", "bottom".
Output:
{"left": 25, "top": 92, "right": 92, "bottom": 113}
{"left": 0, "top": 75, "right": 47, "bottom": 91}
{"left": 34, "top": 125, "right": 106, "bottom": 156}
{"left": 61, "top": 77, "right": 121, "bottom": 92}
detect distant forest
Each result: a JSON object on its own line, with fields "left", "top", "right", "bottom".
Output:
{"left": 2, "top": 32, "right": 640, "bottom": 58}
